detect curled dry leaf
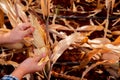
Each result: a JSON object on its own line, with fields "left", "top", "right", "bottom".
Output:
{"left": 112, "top": 31, "right": 120, "bottom": 35}
{"left": 105, "top": 44, "right": 120, "bottom": 53}
{"left": 81, "top": 60, "right": 107, "bottom": 80}
{"left": 87, "top": 38, "right": 111, "bottom": 48}
{"left": 49, "top": 29, "right": 67, "bottom": 39}
{"left": 76, "top": 25, "right": 104, "bottom": 31}
{"left": 88, "top": 38, "right": 111, "bottom": 44}
{"left": 7, "top": 61, "right": 19, "bottom": 68}
{"left": 81, "top": 38, "right": 111, "bottom": 49}
{"left": 70, "top": 49, "right": 101, "bottom": 72}
{"left": 0, "top": 59, "right": 19, "bottom": 68}
{"left": 51, "top": 32, "right": 86, "bottom": 65}
{"left": 49, "top": 24, "right": 73, "bottom": 31}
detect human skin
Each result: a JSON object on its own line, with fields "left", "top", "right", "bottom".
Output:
{"left": 11, "top": 54, "right": 46, "bottom": 80}
{"left": 0, "top": 23, "right": 34, "bottom": 44}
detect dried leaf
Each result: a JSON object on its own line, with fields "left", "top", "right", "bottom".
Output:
{"left": 72, "top": 2, "right": 77, "bottom": 12}
{"left": 112, "top": 18, "right": 120, "bottom": 26}
{"left": 71, "top": 49, "right": 101, "bottom": 72}
{"left": 105, "top": 44, "right": 120, "bottom": 53}
{"left": 88, "top": 38, "right": 111, "bottom": 48}
{"left": 15, "top": 3, "right": 28, "bottom": 22}
{"left": 0, "top": 9, "right": 4, "bottom": 28}
{"left": 105, "top": 0, "right": 115, "bottom": 12}
{"left": 113, "top": 36, "right": 120, "bottom": 44}
{"left": 106, "top": 68, "right": 119, "bottom": 78}
{"left": 112, "top": 31, "right": 120, "bottom": 35}
{"left": 49, "top": 24, "right": 73, "bottom": 31}
{"left": 76, "top": 25, "right": 104, "bottom": 31}
{"left": 81, "top": 60, "right": 107, "bottom": 80}
{"left": 0, "top": 59, "right": 19, "bottom": 68}
{"left": 0, "top": 0, "right": 17, "bottom": 27}
{"left": 51, "top": 32, "right": 87, "bottom": 65}
{"left": 85, "top": 0, "right": 94, "bottom": 3}
{"left": 40, "top": 0, "right": 51, "bottom": 18}
{"left": 7, "top": 61, "right": 19, "bottom": 68}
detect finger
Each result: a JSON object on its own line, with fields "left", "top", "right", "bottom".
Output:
{"left": 23, "top": 27, "right": 34, "bottom": 37}
{"left": 25, "top": 34, "right": 33, "bottom": 38}
{"left": 37, "top": 62, "right": 46, "bottom": 71}
{"left": 34, "top": 53, "right": 46, "bottom": 62}
{"left": 18, "top": 23, "right": 31, "bottom": 30}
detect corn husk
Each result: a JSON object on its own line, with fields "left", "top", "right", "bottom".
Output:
{"left": 29, "top": 14, "right": 50, "bottom": 65}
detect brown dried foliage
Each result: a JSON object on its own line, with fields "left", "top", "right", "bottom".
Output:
{"left": 0, "top": 0, "right": 120, "bottom": 80}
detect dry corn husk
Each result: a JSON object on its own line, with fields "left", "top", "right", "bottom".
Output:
{"left": 29, "top": 14, "right": 50, "bottom": 65}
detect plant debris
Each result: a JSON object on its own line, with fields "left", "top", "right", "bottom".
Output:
{"left": 0, "top": 0, "right": 120, "bottom": 80}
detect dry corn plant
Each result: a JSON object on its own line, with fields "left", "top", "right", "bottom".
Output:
{"left": 0, "top": 0, "right": 120, "bottom": 80}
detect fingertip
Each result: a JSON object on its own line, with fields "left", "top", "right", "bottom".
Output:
{"left": 24, "top": 27, "right": 33, "bottom": 36}
{"left": 42, "top": 53, "right": 46, "bottom": 57}
{"left": 30, "top": 27, "right": 35, "bottom": 32}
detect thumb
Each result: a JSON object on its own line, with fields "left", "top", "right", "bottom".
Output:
{"left": 23, "top": 27, "right": 34, "bottom": 36}
{"left": 34, "top": 53, "right": 46, "bottom": 62}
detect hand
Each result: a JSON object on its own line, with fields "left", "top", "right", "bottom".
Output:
{"left": 11, "top": 54, "right": 46, "bottom": 80}
{"left": 5, "top": 22, "right": 34, "bottom": 43}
